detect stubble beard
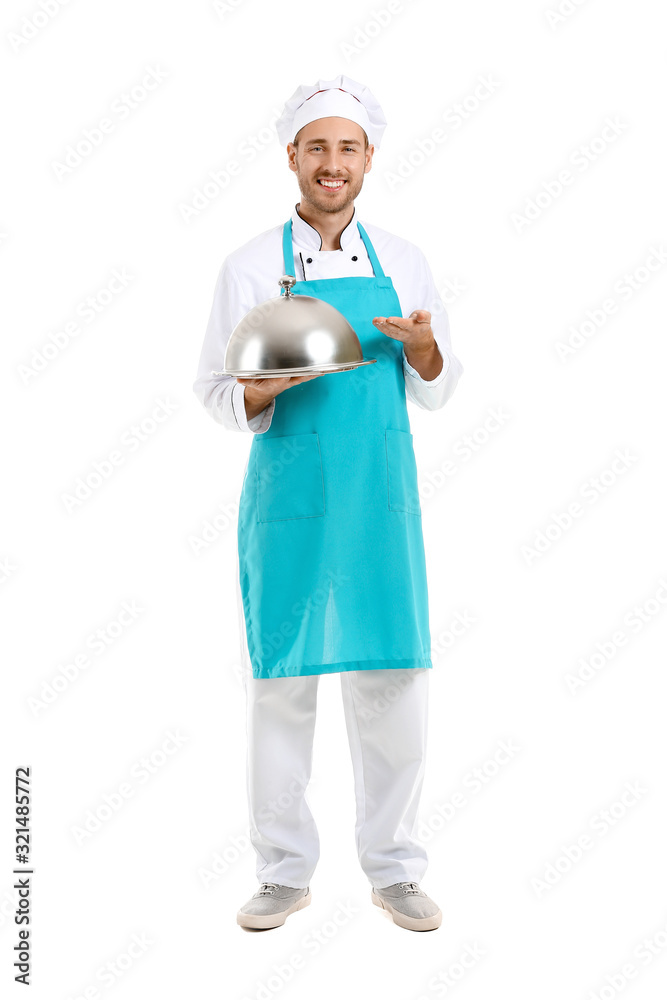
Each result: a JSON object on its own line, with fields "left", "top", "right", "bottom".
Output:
{"left": 297, "top": 169, "right": 364, "bottom": 216}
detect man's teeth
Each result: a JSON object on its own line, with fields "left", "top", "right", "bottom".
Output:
{"left": 318, "top": 179, "right": 345, "bottom": 188}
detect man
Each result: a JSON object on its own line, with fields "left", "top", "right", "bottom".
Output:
{"left": 193, "top": 75, "right": 463, "bottom": 933}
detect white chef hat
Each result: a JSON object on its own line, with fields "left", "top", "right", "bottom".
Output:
{"left": 276, "top": 75, "right": 387, "bottom": 150}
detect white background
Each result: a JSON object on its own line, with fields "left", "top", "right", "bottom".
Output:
{"left": 2, "top": 0, "right": 666, "bottom": 997}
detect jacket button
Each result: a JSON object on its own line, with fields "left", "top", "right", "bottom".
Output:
{"left": 306, "top": 257, "right": 313, "bottom": 263}
{"left": 351, "top": 256, "right": 358, "bottom": 261}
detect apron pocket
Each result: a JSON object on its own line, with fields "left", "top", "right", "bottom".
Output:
{"left": 255, "top": 432, "right": 325, "bottom": 522}
{"left": 385, "top": 428, "right": 422, "bottom": 515}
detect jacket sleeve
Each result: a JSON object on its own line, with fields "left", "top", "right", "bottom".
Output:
{"left": 401, "top": 250, "right": 464, "bottom": 411}
{"left": 192, "top": 256, "right": 275, "bottom": 433}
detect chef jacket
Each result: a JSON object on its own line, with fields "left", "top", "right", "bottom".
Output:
{"left": 193, "top": 204, "right": 463, "bottom": 433}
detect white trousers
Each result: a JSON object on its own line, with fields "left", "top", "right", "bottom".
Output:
{"left": 241, "top": 666, "right": 431, "bottom": 890}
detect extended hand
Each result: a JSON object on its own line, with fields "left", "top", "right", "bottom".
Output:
{"left": 372, "top": 309, "right": 434, "bottom": 351}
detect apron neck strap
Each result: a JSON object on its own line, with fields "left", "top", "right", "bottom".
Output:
{"left": 356, "top": 222, "right": 385, "bottom": 278}
{"left": 282, "top": 219, "right": 296, "bottom": 278}
{"left": 281, "top": 218, "right": 386, "bottom": 280}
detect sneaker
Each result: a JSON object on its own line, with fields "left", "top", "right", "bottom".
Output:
{"left": 371, "top": 881, "right": 442, "bottom": 931}
{"left": 237, "top": 882, "right": 311, "bottom": 929}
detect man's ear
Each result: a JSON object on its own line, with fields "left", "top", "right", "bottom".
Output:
{"left": 287, "top": 142, "right": 297, "bottom": 173}
{"left": 364, "top": 144, "right": 375, "bottom": 174}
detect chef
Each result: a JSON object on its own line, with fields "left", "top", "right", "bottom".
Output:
{"left": 193, "top": 75, "right": 463, "bottom": 933}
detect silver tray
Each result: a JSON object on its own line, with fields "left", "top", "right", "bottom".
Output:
{"left": 211, "top": 358, "right": 377, "bottom": 378}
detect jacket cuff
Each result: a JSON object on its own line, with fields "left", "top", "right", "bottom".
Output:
{"left": 402, "top": 343, "right": 450, "bottom": 387}
{"left": 231, "top": 381, "right": 275, "bottom": 433}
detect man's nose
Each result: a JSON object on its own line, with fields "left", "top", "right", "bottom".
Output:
{"left": 322, "top": 153, "right": 344, "bottom": 174}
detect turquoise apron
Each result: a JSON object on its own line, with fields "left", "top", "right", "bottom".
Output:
{"left": 237, "top": 219, "right": 433, "bottom": 680}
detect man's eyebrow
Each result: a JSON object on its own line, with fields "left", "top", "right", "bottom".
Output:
{"left": 305, "top": 138, "right": 362, "bottom": 145}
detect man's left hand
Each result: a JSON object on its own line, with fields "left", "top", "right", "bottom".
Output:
{"left": 372, "top": 309, "right": 434, "bottom": 351}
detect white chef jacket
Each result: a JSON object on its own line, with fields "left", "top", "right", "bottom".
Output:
{"left": 193, "top": 204, "right": 463, "bottom": 433}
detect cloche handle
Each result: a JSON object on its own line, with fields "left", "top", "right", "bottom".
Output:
{"left": 278, "top": 274, "right": 296, "bottom": 297}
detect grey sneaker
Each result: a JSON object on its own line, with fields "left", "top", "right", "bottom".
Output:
{"left": 237, "top": 882, "right": 311, "bottom": 929}
{"left": 371, "top": 881, "right": 442, "bottom": 931}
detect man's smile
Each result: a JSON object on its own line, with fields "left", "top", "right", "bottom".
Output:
{"left": 317, "top": 178, "right": 346, "bottom": 191}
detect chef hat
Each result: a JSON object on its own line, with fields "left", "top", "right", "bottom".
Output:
{"left": 276, "top": 75, "right": 387, "bottom": 150}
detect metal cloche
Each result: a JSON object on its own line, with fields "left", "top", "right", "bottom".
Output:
{"left": 212, "top": 275, "right": 377, "bottom": 378}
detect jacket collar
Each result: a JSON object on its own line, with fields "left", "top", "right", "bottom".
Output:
{"left": 291, "top": 203, "right": 359, "bottom": 252}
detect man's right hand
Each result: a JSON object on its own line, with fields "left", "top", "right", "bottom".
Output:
{"left": 236, "top": 373, "right": 328, "bottom": 422}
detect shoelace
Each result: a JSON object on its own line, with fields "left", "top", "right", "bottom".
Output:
{"left": 398, "top": 881, "right": 421, "bottom": 894}
{"left": 257, "top": 882, "right": 280, "bottom": 895}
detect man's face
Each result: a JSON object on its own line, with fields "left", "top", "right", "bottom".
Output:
{"left": 287, "top": 117, "right": 373, "bottom": 215}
